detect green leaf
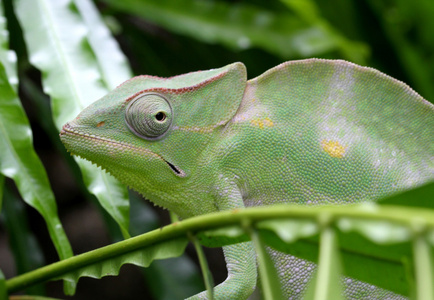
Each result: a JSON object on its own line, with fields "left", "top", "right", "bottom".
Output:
{"left": 0, "top": 56, "right": 73, "bottom": 292}
{"left": 14, "top": 0, "right": 132, "bottom": 240}
{"left": 7, "top": 225, "right": 189, "bottom": 294}
{"left": 366, "top": 0, "right": 434, "bottom": 102}
{"left": 380, "top": 181, "right": 434, "bottom": 209}
{"left": 60, "top": 238, "right": 188, "bottom": 284}
{"left": 198, "top": 225, "right": 249, "bottom": 247}
{"left": 9, "top": 296, "right": 63, "bottom": 300}
{"left": 337, "top": 215, "right": 411, "bottom": 244}
{"left": 258, "top": 219, "right": 318, "bottom": 243}
{"left": 128, "top": 193, "right": 204, "bottom": 300}
{"left": 5, "top": 202, "right": 434, "bottom": 297}
{"left": 73, "top": 0, "right": 132, "bottom": 89}
{"left": 0, "top": 269, "right": 6, "bottom": 300}
{"left": 336, "top": 227, "right": 411, "bottom": 296}
{"left": 2, "top": 188, "right": 45, "bottom": 295}
{"left": 0, "top": 1, "right": 17, "bottom": 91}
{"left": 280, "top": 0, "right": 369, "bottom": 63}
{"left": 102, "top": 0, "right": 367, "bottom": 62}
{"left": 254, "top": 203, "right": 432, "bottom": 296}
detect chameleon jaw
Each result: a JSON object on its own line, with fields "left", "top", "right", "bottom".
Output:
{"left": 59, "top": 123, "right": 186, "bottom": 177}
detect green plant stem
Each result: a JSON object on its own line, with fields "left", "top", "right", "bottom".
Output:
{"left": 190, "top": 234, "right": 214, "bottom": 300}
{"left": 413, "top": 234, "right": 434, "bottom": 300}
{"left": 250, "top": 229, "right": 282, "bottom": 300}
{"left": 6, "top": 204, "right": 434, "bottom": 293}
{"left": 6, "top": 229, "right": 184, "bottom": 293}
{"left": 313, "top": 225, "right": 342, "bottom": 300}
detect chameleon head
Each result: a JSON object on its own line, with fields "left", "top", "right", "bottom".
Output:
{"left": 60, "top": 91, "right": 183, "bottom": 180}
{"left": 59, "top": 62, "right": 246, "bottom": 211}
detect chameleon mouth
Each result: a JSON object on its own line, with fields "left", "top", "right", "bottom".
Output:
{"left": 60, "top": 123, "right": 186, "bottom": 177}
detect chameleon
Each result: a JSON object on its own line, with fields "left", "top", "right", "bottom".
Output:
{"left": 60, "top": 59, "right": 434, "bottom": 299}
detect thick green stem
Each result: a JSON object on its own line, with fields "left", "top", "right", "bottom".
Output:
{"left": 6, "top": 204, "right": 434, "bottom": 294}
{"left": 6, "top": 226, "right": 184, "bottom": 293}
{"left": 314, "top": 225, "right": 343, "bottom": 300}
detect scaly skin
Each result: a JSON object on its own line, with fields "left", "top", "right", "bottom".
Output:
{"left": 60, "top": 59, "right": 434, "bottom": 299}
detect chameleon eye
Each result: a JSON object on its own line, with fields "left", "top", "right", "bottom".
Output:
{"left": 125, "top": 93, "right": 173, "bottom": 140}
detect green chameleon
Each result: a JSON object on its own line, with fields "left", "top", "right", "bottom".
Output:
{"left": 60, "top": 59, "right": 434, "bottom": 299}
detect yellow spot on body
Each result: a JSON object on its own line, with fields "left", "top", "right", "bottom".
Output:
{"left": 321, "top": 140, "right": 347, "bottom": 158}
{"left": 97, "top": 121, "right": 105, "bottom": 127}
{"left": 251, "top": 117, "right": 274, "bottom": 129}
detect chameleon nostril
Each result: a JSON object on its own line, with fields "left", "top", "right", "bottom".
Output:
{"left": 97, "top": 121, "right": 105, "bottom": 127}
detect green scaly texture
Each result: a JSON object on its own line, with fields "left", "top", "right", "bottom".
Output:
{"left": 60, "top": 59, "right": 434, "bottom": 299}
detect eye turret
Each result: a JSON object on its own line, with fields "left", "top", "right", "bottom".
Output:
{"left": 125, "top": 93, "right": 173, "bottom": 140}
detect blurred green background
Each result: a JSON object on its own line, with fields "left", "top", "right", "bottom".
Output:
{"left": 1, "top": 0, "right": 433, "bottom": 299}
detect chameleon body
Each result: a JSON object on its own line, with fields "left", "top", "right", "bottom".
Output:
{"left": 60, "top": 59, "right": 434, "bottom": 299}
